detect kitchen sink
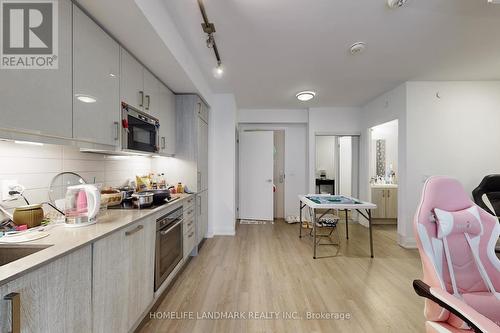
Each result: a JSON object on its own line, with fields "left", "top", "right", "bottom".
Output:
{"left": 0, "top": 244, "right": 52, "bottom": 266}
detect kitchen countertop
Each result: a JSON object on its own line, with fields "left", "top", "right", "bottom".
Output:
{"left": 0, "top": 193, "right": 194, "bottom": 286}
{"left": 371, "top": 184, "right": 398, "bottom": 189}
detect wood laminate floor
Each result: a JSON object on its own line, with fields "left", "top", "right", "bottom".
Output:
{"left": 141, "top": 220, "right": 425, "bottom": 333}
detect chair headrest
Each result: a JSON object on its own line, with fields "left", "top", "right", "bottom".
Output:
{"left": 434, "top": 206, "right": 483, "bottom": 239}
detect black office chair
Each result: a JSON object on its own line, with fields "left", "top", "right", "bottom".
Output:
{"left": 473, "top": 175, "right": 500, "bottom": 254}
{"left": 472, "top": 175, "right": 500, "bottom": 218}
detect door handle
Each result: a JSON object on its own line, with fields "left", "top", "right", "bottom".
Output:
{"left": 114, "top": 121, "right": 119, "bottom": 141}
{"left": 4, "top": 292, "right": 20, "bottom": 333}
{"left": 145, "top": 95, "right": 150, "bottom": 110}
{"left": 125, "top": 224, "right": 143, "bottom": 236}
{"left": 139, "top": 91, "right": 144, "bottom": 107}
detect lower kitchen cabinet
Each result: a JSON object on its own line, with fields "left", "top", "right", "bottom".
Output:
{"left": 92, "top": 218, "right": 155, "bottom": 332}
{"left": 197, "top": 191, "right": 208, "bottom": 244}
{"left": 0, "top": 245, "right": 92, "bottom": 333}
{"left": 183, "top": 199, "right": 197, "bottom": 258}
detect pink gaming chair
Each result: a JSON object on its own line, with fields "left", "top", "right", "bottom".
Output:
{"left": 413, "top": 176, "right": 500, "bottom": 333}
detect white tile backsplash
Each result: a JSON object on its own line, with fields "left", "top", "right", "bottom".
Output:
{"left": 0, "top": 141, "right": 153, "bottom": 207}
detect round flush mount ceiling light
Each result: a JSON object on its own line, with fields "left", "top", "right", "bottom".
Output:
{"left": 349, "top": 42, "right": 366, "bottom": 55}
{"left": 296, "top": 91, "right": 316, "bottom": 102}
{"left": 387, "top": 0, "right": 409, "bottom": 8}
{"left": 75, "top": 94, "right": 97, "bottom": 103}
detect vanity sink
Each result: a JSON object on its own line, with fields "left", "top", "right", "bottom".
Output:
{"left": 0, "top": 244, "right": 52, "bottom": 266}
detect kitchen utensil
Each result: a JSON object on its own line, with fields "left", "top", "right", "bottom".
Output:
{"left": 48, "top": 172, "right": 87, "bottom": 204}
{"left": 64, "top": 184, "right": 101, "bottom": 227}
{"left": 13, "top": 204, "right": 44, "bottom": 228}
{"left": 131, "top": 192, "right": 154, "bottom": 208}
{"left": 138, "top": 189, "right": 171, "bottom": 205}
{"left": 100, "top": 188, "right": 122, "bottom": 207}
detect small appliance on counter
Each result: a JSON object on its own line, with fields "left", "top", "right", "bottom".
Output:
{"left": 64, "top": 185, "right": 101, "bottom": 227}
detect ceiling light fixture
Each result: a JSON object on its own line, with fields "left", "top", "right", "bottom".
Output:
{"left": 75, "top": 94, "right": 97, "bottom": 103}
{"left": 387, "top": 0, "right": 409, "bottom": 8}
{"left": 296, "top": 91, "right": 316, "bottom": 102}
{"left": 198, "top": 0, "right": 224, "bottom": 79}
{"left": 488, "top": 0, "right": 500, "bottom": 3}
{"left": 14, "top": 140, "right": 44, "bottom": 146}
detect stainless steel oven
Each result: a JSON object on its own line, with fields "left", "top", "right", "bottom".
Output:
{"left": 122, "top": 102, "right": 159, "bottom": 153}
{"left": 155, "top": 207, "right": 183, "bottom": 291}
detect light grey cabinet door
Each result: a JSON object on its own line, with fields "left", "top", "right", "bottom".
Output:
{"left": 120, "top": 48, "right": 144, "bottom": 110}
{"left": 93, "top": 219, "right": 155, "bottom": 332}
{"left": 143, "top": 69, "right": 159, "bottom": 115}
{"left": 196, "top": 190, "right": 208, "bottom": 242}
{"left": 197, "top": 117, "right": 209, "bottom": 191}
{"left": 0, "top": 0, "right": 72, "bottom": 138}
{"left": 73, "top": 5, "right": 120, "bottom": 146}
{"left": 0, "top": 246, "right": 92, "bottom": 333}
{"left": 158, "top": 83, "right": 176, "bottom": 155}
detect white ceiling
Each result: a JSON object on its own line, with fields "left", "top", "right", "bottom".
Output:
{"left": 163, "top": 0, "right": 500, "bottom": 108}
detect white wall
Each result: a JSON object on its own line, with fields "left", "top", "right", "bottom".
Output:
{"left": 308, "top": 107, "right": 361, "bottom": 193}
{"left": 209, "top": 94, "right": 237, "bottom": 236}
{"left": 238, "top": 123, "right": 307, "bottom": 218}
{"left": 315, "top": 136, "right": 335, "bottom": 180}
{"left": 404, "top": 81, "right": 500, "bottom": 243}
{"left": 360, "top": 84, "right": 408, "bottom": 242}
{"left": 238, "top": 109, "right": 308, "bottom": 124}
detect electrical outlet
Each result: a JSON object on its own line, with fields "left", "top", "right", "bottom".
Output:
{"left": 1, "top": 179, "right": 19, "bottom": 201}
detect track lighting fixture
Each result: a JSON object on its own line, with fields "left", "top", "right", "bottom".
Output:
{"left": 198, "top": 0, "right": 224, "bottom": 78}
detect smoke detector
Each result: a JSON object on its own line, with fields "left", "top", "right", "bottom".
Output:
{"left": 387, "top": 0, "right": 409, "bottom": 8}
{"left": 349, "top": 42, "right": 366, "bottom": 55}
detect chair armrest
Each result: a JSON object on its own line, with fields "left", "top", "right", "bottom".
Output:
{"left": 413, "top": 280, "right": 499, "bottom": 333}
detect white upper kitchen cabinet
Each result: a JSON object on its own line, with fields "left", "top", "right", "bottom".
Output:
{"left": 143, "top": 69, "right": 160, "bottom": 115}
{"left": 120, "top": 48, "right": 144, "bottom": 110}
{"left": 0, "top": 0, "right": 72, "bottom": 138}
{"left": 157, "top": 84, "right": 176, "bottom": 156}
{"left": 73, "top": 5, "right": 120, "bottom": 147}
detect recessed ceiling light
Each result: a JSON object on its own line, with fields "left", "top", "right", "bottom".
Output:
{"left": 387, "top": 0, "right": 409, "bottom": 8}
{"left": 75, "top": 94, "right": 97, "bottom": 103}
{"left": 350, "top": 42, "right": 366, "bottom": 55}
{"left": 488, "top": 0, "right": 500, "bottom": 3}
{"left": 296, "top": 91, "right": 316, "bottom": 102}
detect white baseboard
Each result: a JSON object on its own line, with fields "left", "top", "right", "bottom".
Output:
{"left": 398, "top": 234, "right": 417, "bottom": 249}
{"left": 213, "top": 229, "right": 236, "bottom": 236}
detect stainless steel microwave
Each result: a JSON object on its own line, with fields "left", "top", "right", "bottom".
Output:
{"left": 121, "top": 103, "right": 159, "bottom": 153}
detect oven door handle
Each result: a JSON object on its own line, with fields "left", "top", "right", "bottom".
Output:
{"left": 159, "top": 219, "right": 183, "bottom": 235}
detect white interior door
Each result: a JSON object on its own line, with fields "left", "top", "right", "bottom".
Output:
{"left": 239, "top": 131, "right": 274, "bottom": 221}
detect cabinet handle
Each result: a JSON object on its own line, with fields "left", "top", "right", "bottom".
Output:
{"left": 197, "top": 102, "right": 202, "bottom": 115}
{"left": 187, "top": 220, "right": 193, "bottom": 227}
{"left": 114, "top": 121, "right": 119, "bottom": 141}
{"left": 125, "top": 224, "right": 143, "bottom": 236}
{"left": 161, "top": 137, "right": 166, "bottom": 150}
{"left": 382, "top": 190, "right": 385, "bottom": 198}
{"left": 188, "top": 231, "right": 194, "bottom": 238}
{"left": 4, "top": 292, "right": 20, "bottom": 333}
{"left": 139, "top": 91, "right": 144, "bottom": 107}
{"left": 198, "top": 197, "right": 202, "bottom": 215}
{"left": 387, "top": 190, "right": 390, "bottom": 198}
{"left": 145, "top": 95, "right": 150, "bottom": 110}
{"left": 197, "top": 172, "right": 201, "bottom": 186}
